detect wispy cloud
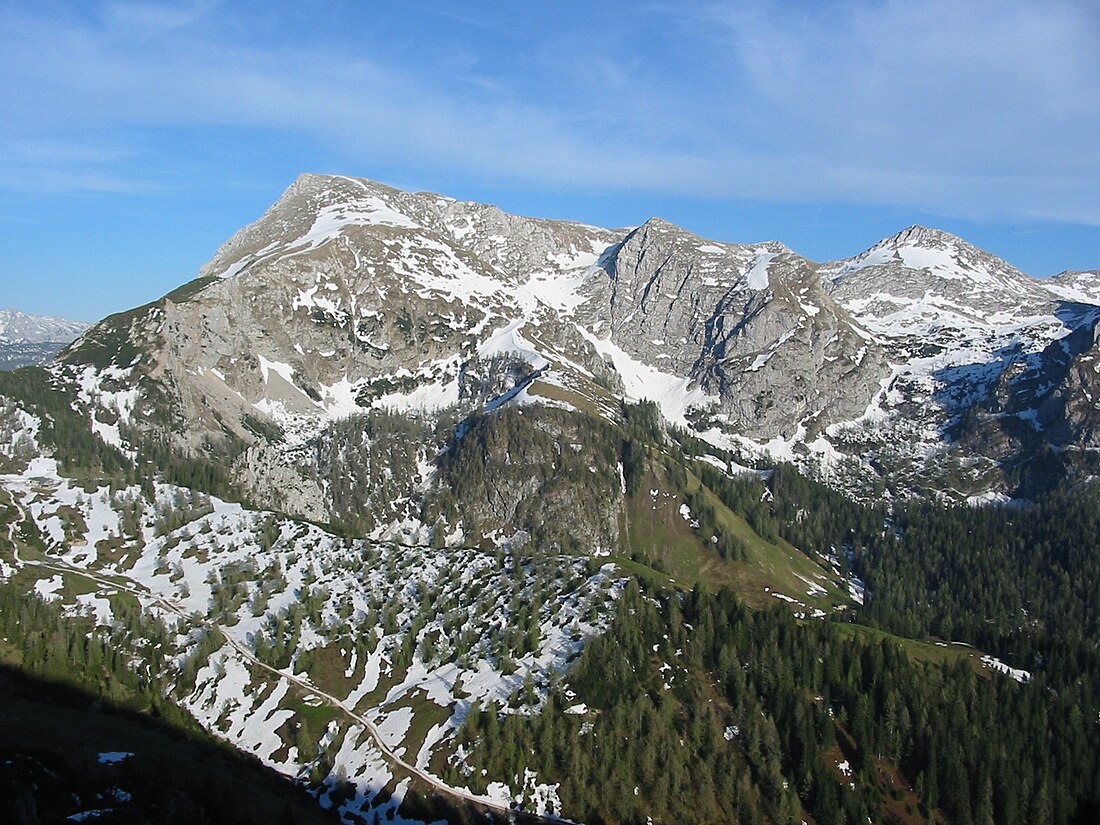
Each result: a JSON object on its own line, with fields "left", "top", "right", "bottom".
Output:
{"left": 98, "top": 0, "right": 221, "bottom": 36}
{"left": 651, "top": 0, "right": 1100, "bottom": 218}
{"left": 7, "top": 138, "right": 136, "bottom": 166}
{"left": 1, "top": 1, "right": 1097, "bottom": 225}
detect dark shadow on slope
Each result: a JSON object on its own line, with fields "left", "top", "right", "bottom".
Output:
{"left": 931, "top": 301, "right": 1100, "bottom": 495}
{"left": 0, "top": 661, "right": 339, "bottom": 825}
{"left": 0, "top": 662, "right": 550, "bottom": 825}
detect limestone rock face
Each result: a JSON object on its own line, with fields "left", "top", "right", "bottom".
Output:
{"left": 59, "top": 175, "right": 1100, "bottom": 506}
{"left": 1056, "top": 344, "right": 1100, "bottom": 452}
{"left": 582, "top": 218, "right": 888, "bottom": 439}
{"left": 813, "top": 227, "right": 1100, "bottom": 494}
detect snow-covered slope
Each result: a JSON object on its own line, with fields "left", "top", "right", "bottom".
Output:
{"left": 820, "top": 227, "right": 1100, "bottom": 496}
{"left": 0, "top": 308, "right": 88, "bottom": 344}
{"left": 4, "top": 175, "right": 1097, "bottom": 824}
{"left": 58, "top": 176, "right": 1100, "bottom": 504}
{"left": 1042, "top": 269, "right": 1100, "bottom": 305}
{"left": 0, "top": 403, "right": 620, "bottom": 821}
{"left": 0, "top": 309, "right": 89, "bottom": 369}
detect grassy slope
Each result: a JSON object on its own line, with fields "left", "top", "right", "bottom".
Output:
{"left": 620, "top": 458, "right": 850, "bottom": 611}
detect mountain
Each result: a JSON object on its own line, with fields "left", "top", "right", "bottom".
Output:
{"left": 820, "top": 226, "right": 1100, "bottom": 497}
{"left": 2, "top": 174, "right": 1100, "bottom": 825}
{"left": 58, "top": 174, "right": 1100, "bottom": 506}
{"left": 0, "top": 308, "right": 89, "bottom": 369}
{"left": 0, "top": 308, "right": 88, "bottom": 344}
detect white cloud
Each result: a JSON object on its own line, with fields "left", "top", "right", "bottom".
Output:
{"left": 687, "top": 0, "right": 1100, "bottom": 220}
{"left": 0, "top": 0, "right": 1097, "bottom": 225}
{"left": 98, "top": 0, "right": 220, "bottom": 36}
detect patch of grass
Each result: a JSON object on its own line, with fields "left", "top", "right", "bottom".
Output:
{"left": 684, "top": 467, "right": 850, "bottom": 607}
{"left": 106, "top": 589, "right": 142, "bottom": 617}
{"left": 92, "top": 535, "right": 129, "bottom": 567}
{"left": 393, "top": 689, "right": 453, "bottom": 760}
{"left": 623, "top": 471, "right": 711, "bottom": 585}
{"left": 605, "top": 554, "right": 678, "bottom": 588}
{"left": 0, "top": 490, "right": 37, "bottom": 563}
{"left": 280, "top": 685, "right": 341, "bottom": 764}
{"left": 286, "top": 688, "right": 340, "bottom": 733}
{"left": 518, "top": 337, "right": 622, "bottom": 420}
{"left": 623, "top": 454, "right": 851, "bottom": 615}
{"left": 526, "top": 380, "right": 603, "bottom": 417}
{"left": 352, "top": 661, "right": 406, "bottom": 714}
{"left": 58, "top": 574, "right": 100, "bottom": 602}
{"left": 54, "top": 505, "right": 88, "bottom": 547}
{"left": 163, "top": 275, "right": 218, "bottom": 304}
{"left": 829, "top": 622, "right": 983, "bottom": 669}
{"left": 296, "top": 642, "right": 360, "bottom": 698}
{"left": 623, "top": 459, "right": 849, "bottom": 611}
{"left": 6, "top": 566, "right": 57, "bottom": 597}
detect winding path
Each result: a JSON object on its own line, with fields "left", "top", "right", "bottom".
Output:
{"left": 3, "top": 495, "right": 563, "bottom": 823}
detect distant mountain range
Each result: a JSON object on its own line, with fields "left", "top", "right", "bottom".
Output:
{"left": 0, "top": 308, "right": 89, "bottom": 369}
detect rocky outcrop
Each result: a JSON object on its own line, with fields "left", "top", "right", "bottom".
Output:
{"left": 583, "top": 218, "right": 888, "bottom": 438}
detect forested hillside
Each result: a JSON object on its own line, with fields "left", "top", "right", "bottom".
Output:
{"left": 692, "top": 457, "right": 1100, "bottom": 669}
{"left": 5, "top": 357, "right": 1100, "bottom": 823}
{"left": 459, "top": 581, "right": 1100, "bottom": 825}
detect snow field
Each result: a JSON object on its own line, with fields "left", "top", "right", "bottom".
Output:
{"left": 2, "top": 437, "right": 622, "bottom": 822}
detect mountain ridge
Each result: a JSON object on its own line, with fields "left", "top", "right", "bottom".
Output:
{"left": 0, "top": 308, "right": 88, "bottom": 344}
{"left": 55, "top": 173, "right": 1100, "bottom": 510}
{"left": 0, "top": 308, "right": 90, "bottom": 370}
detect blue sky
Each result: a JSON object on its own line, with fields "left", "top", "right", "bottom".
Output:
{"left": 2, "top": 0, "right": 1098, "bottom": 322}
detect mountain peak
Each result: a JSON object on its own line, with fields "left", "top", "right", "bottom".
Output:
{"left": 49, "top": 169, "right": 1100, "bottom": 509}
{"left": 825, "top": 224, "right": 1030, "bottom": 292}
{"left": 632, "top": 216, "right": 731, "bottom": 248}
{"left": 199, "top": 173, "right": 425, "bottom": 280}
{"left": 1042, "top": 269, "right": 1100, "bottom": 305}
{"left": 635, "top": 216, "right": 679, "bottom": 232}
{"left": 0, "top": 308, "right": 89, "bottom": 367}
{"left": 887, "top": 224, "right": 962, "bottom": 247}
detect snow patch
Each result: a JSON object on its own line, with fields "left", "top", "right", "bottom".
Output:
{"left": 97, "top": 752, "right": 134, "bottom": 764}
{"left": 981, "top": 655, "right": 1030, "bottom": 684}
{"left": 746, "top": 252, "right": 776, "bottom": 291}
